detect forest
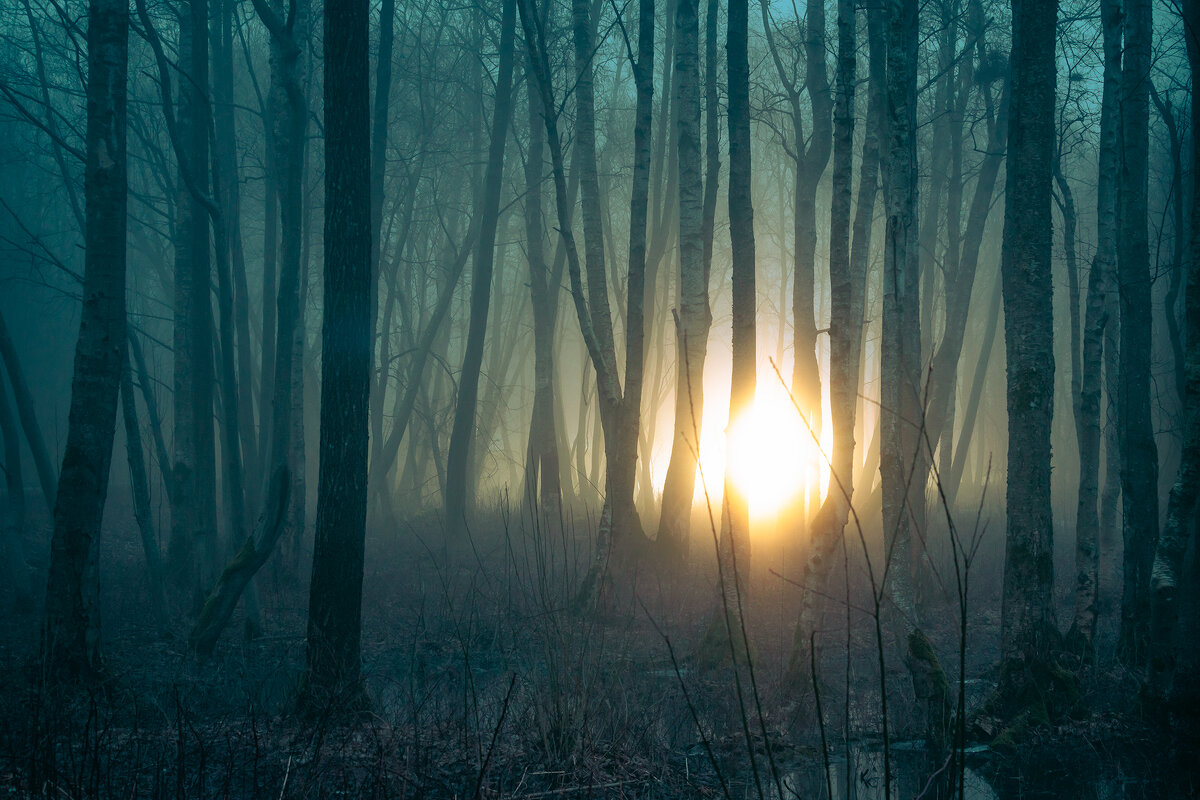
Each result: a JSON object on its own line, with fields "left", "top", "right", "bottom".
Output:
{"left": 0, "top": 0, "right": 1197, "bottom": 795}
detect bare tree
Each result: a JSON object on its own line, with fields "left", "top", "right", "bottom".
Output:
{"left": 997, "top": 0, "right": 1060, "bottom": 707}
{"left": 41, "top": 0, "right": 127, "bottom": 679}
{"left": 444, "top": 0, "right": 518, "bottom": 536}
{"left": 302, "top": 0, "right": 373, "bottom": 708}
{"left": 1116, "top": 0, "right": 1159, "bottom": 668}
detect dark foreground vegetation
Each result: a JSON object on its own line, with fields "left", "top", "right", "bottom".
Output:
{"left": 2, "top": 502, "right": 1197, "bottom": 799}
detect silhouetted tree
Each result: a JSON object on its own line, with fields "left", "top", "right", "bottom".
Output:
{"left": 997, "top": 0, "right": 1060, "bottom": 705}
{"left": 41, "top": 0, "right": 127, "bottom": 679}
{"left": 303, "top": 0, "right": 373, "bottom": 708}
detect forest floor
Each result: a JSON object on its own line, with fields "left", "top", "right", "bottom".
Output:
{"left": 0, "top": 501, "right": 1196, "bottom": 798}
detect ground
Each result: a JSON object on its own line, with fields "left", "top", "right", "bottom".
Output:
{"left": 0, "top": 500, "right": 1194, "bottom": 798}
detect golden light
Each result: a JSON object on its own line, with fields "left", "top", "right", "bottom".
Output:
{"left": 666, "top": 375, "right": 831, "bottom": 524}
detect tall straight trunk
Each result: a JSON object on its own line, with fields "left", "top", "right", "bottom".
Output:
{"left": 1067, "top": 0, "right": 1121, "bottom": 656}
{"left": 793, "top": 0, "right": 832, "bottom": 412}
{"left": 444, "top": 0, "right": 518, "bottom": 536}
{"left": 851, "top": 6, "right": 885, "bottom": 492}
{"left": 0, "top": 309, "right": 56, "bottom": 511}
{"left": 1146, "top": 0, "right": 1200, "bottom": 703}
{"left": 41, "top": 0, "right": 127, "bottom": 679}
{"left": 188, "top": 0, "right": 218, "bottom": 597}
{"left": 720, "top": 0, "right": 755, "bottom": 603}
{"left": 880, "top": 0, "right": 921, "bottom": 625}
{"left": 611, "top": 0, "right": 654, "bottom": 548}
{"left": 369, "top": 0, "right": 396, "bottom": 471}
{"left": 304, "top": 0, "right": 372, "bottom": 707}
{"left": 165, "top": 0, "right": 217, "bottom": 600}
{"left": 759, "top": 0, "right": 830, "bottom": 417}
{"left": 212, "top": 0, "right": 259, "bottom": 514}
{"left": 521, "top": 61, "right": 563, "bottom": 518}
{"left": 252, "top": 0, "right": 307, "bottom": 531}
{"left": 1152, "top": 86, "right": 1186, "bottom": 413}
{"left": 998, "top": 0, "right": 1059, "bottom": 680}
{"left": 790, "top": 0, "right": 857, "bottom": 663}
{"left": 1117, "top": 0, "right": 1159, "bottom": 667}
{"left": 657, "top": 0, "right": 710, "bottom": 558}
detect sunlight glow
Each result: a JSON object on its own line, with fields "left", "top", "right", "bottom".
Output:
{"left": 668, "top": 374, "right": 832, "bottom": 524}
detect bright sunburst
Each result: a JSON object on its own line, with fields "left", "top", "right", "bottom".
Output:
{"left": 669, "top": 374, "right": 830, "bottom": 523}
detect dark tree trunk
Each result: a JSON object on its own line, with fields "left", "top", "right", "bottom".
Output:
{"left": 719, "top": 0, "right": 755, "bottom": 613}
{"left": 303, "top": 0, "right": 373, "bottom": 708}
{"left": 521, "top": 55, "right": 563, "bottom": 520}
{"left": 41, "top": 0, "right": 127, "bottom": 680}
{"left": 1066, "top": 0, "right": 1121, "bottom": 657}
{"left": 880, "top": 0, "right": 921, "bottom": 625}
{"left": 1116, "top": 0, "right": 1159, "bottom": 668}
{"left": 997, "top": 0, "right": 1060, "bottom": 698}
{"left": 1146, "top": 0, "right": 1200, "bottom": 705}
{"left": 444, "top": 0, "right": 517, "bottom": 536}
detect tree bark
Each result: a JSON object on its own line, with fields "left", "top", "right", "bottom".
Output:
{"left": 657, "top": 0, "right": 710, "bottom": 559}
{"left": 789, "top": 0, "right": 859, "bottom": 669}
{"left": 1066, "top": 0, "right": 1121, "bottom": 657}
{"left": 997, "top": 0, "right": 1059, "bottom": 694}
{"left": 41, "top": 0, "right": 127, "bottom": 680}
{"left": 303, "top": 0, "right": 373, "bottom": 707}
{"left": 720, "top": 0, "right": 755, "bottom": 615}
{"left": 1116, "top": 0, "right": 1159, "bottom": 668}
{"left": 1146, "top": 0, "right": 1200, "bottom": 705}
{"left": 444, "top": 0, "right": 518, "bottom": 536}
{"left": 880, "top": 0, "right": 922, "bottom": 627}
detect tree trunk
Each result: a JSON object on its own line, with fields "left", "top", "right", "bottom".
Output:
{"left": 719, "top": 0, "right": 755, "bottom": 625}
{"left": 521, "top": 56, "right": 564, "bottom": 520}
{"left": 789, "top": 0, "right": 859, "bottom": 670}
{"left": 302, "top": 0, "right": 372, "bottom": 708}
{"left": 1146, "top": 0, "right": 1200, "bottom": 705}
{"left": 997, "top": 0, "right": 1061, "bottom": 709}
{"left": 656, "top": 0, "right": 710, "bottom": 559}
{"left": 41, "top": 0, "right": 127, "bottom": 680}
{"left": 444, "top": 0, "right": 517, "bottom": 536}
{"left": 1066, "top": 0, "right": 1121, "bottom": 657}
{"left": 880, "top": 0, "right": 921, "bottom": 627}
{"left": 1116, "top": 0, "right": 1159, "bottom": 668}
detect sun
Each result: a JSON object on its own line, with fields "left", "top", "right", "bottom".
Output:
{"left": 684, "top": 376, "right": 830, "bottom": 523}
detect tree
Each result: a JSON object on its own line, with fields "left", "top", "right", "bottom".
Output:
{"left": 41, "top": 0, "right": 127, "bottom": 679}
{"left": 997, "top": 0, "right": 1060, "bottom": 707}
{"left": 444, "top": 0, "right": 518, "bottom": 537}
{"left": 1116, "top": 0, "right": 1159, "bottom": 668}
{"left": 656, "top": 0, "right": 711, "bottom": 558}
{"left": 1066, "top": 0, "right": 1122, "bottom": 658}
{"left": 303, "top": 0, "right": 372, "bottom": 707}
{"left": 168, "top": 0, "right": 220, "bottom": 603}
{"left": 789, "top": 0, "right": 857, "bottom": 669}
{"left": 716, "top": 0, "right": 755, "bottom": 627}
{"left": 1146, "top": 0, "right": 1200, "bottom": 707}
{"left": 880, "top": 0, "right": 921, "bottom": 627}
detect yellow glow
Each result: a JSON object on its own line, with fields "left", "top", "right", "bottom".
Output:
{"left": 670, "top": 376, "right": 830, "bottom": 523}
